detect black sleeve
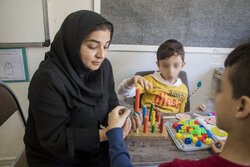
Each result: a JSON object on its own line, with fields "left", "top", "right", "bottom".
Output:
{"left": 102, "top": 60, "right": 119, "bottom": 126}
{"left": 28, "top": 69, "right": 100, "bottom": 159}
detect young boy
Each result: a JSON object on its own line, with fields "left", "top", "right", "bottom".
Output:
{"left": 106, "top": 42, "right": 250, "bottom": 167}
{"left": 118, "top": 39, "right": 205, "bottom": 113}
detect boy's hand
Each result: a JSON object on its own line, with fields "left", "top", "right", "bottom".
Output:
{"left": 107, "top": 106, "right": 131, "bottom": 130}
{"left": 211, "top": 140, "right": 226, "bottom": 154}
{"left": 196, "top": 104, "right": 207, "bottom": 111}
{"left": 127, "top": 75, "right": 152, "bottom": 91}
{"left": 130, "top": 111, "right": 143, "bottom": 130}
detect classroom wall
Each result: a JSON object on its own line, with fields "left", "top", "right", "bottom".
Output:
{"left": 0, "top": 0, "right": 228, "bottom": 160}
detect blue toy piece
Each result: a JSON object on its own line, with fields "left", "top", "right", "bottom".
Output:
{"left": 185, "top": 138, "right": 192, "bottom": 144}
{"left": 196, "top": 140, "right": 202, "bottom": 147}
{"left": 199, "top": 125, "right": 204, "bottom": 128}
{"left": 143, "top": 105, "right": 147, "bottom": 125}
{"left": 206, "top": 130, "right": 212, "bottom": 138}
{"left": 176, "top": 126, "right": 182, "bottom": 132}
{"left": 207, "top": 113, "right": 213, "bottom": 116}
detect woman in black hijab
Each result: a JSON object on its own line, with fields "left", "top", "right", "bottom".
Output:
{"left": 24, "top": 10, "right": 141, "bottom": 167}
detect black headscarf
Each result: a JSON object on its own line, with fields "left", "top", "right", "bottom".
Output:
{"left": 45, "top": 10, "right": 114, "bottom": 105}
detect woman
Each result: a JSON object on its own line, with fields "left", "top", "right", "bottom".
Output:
{"left": 24, "top": 10, "right": 141, "bottom": 167}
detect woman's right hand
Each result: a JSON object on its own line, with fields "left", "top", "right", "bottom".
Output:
{"left": 127, "top": 75, "right": 152, "bottom": 91}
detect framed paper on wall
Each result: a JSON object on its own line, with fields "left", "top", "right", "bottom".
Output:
{"left": 0, "top": 48, "right": 29, "bottom": 82}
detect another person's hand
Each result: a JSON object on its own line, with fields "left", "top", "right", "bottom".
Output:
{"left": 211, "top": 140, "right": 226, "bottom": 154}
{"left": 127, "top": 75, "right": 152, "bottom": 91}
{"left": 196, "top": 104, "right": 207, "bottom": 111}
{"left": 130, "top": 111, "right": 143, "bottom": 130}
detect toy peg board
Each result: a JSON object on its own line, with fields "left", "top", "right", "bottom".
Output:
{"left": 165, "top": 121, "right": 216, "bottom": 151}
{"left": 127, "top": 121, "right": 168, "bottom": 139}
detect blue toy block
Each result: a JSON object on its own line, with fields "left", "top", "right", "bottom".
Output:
{"left": 176, "top": 126, "right": 182, "bottom": 132}
{"left": 185, "top": 138, "right": 192, "bottom": 144}
{"left": 199, "top": 125, "right": 204, "bottom": 128}
{"left": 206, "top": 130, "right": 212, "bottom": 138}
{"left": 207, "top": 113, "right": 213, "bottom": 116}
{"left": 196, "top": 140, "right": 202, "bottom": 147}
{"left": 179, "top": 124, "right": 184, "bottom": 127}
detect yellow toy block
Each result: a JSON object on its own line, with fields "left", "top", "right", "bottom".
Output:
{"left": 205, "top": 138, "right": 211, "bottom": 145}
{"left": 178, "top": 121, "right": 183, "bottom": 125}
{"left": 181, "top": 126, "right": 187, "bottom": 133}
{"left": 179, "top": 119, "right": 185, "bottom": 122}
{"left": 188, "top": 128, "right": 194, "bottom": 133}
{"left": 176, "top": 133, "right": 182, "bottom": 140}
{"left": 192, "top": 136, "right": 198, "bottom": 144}
{"left": 182, "top": 135, "right": 189, "bottom": 141}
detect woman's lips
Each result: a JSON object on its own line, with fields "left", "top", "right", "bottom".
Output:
{"left": 92, "top": 61, "right": 101, "bottom": 65}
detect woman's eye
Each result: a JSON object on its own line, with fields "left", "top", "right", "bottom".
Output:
{"left": 104, "top": 46, "right": 109, "bottom": 49}
{"left": 88, "top": 45, "right": 97, "bottom": 50}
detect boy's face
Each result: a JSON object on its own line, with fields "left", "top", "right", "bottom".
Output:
{"left": 156, "top": 55, "right": 185, "bottom": 84}
{"left": 215, "top": 68, "right": 236, "bottom": 132}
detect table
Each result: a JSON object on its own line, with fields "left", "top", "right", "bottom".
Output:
{"left": 120, "top": 101, "right": 216, "bottom": 166}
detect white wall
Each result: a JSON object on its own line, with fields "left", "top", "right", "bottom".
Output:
{"left": 0, "top": 0, "right": 229, "bottom": 159}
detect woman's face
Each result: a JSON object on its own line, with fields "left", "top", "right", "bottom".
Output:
{"left": 80, "top": 29, "right": 111, "bottom": 71}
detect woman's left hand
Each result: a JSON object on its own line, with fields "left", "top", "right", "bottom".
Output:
{"left": 130, "top": 111, "right": 143, "bottom": 130}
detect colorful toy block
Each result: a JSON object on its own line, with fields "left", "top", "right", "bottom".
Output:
{"left": 185, "top": 138, "right": 192, "bottom": 144}
{"left": 192, "top": 136, "right": 198, "bottom": 144}
{"left": 196, "top": 140, "right": 202, "bottom": 147}
{"left": 205, "top": 138, "right": 211, "bottom": 145}
{"left": 172, "top": 123, "right": 178, "bottom": 129}
{"left": 176, "top": 133, "right": 182, "bottom": 140}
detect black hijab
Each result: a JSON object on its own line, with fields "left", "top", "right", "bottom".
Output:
{"left": 45, "top": 10, "right": 114, "bottom": 105}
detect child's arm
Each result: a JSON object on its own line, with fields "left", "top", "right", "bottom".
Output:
{"left": 117, "top": 75, "right": 152, "bottom": 98}
{"left": 179, "top": 102, "right": 186, "bottom": 113}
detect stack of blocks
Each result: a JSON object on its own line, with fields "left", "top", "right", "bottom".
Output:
{"left": 143, "top": 103, "right": 164, "bottom": 134}
{"left": 128, "top": 88, "right": 167, "bottom": 138}
{"left": 173, "top": 119, "right": 212, "bottom": 147}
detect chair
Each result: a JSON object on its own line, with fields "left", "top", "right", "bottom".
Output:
{"left": 0, "top": 81, "right": 28, "bottom": 167}
{"left": 125, "top": 71, "right": 190, "bottom": 112}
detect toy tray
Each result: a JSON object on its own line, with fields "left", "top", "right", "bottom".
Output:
{"left": 165, "top": 120, "right": 216, "bottom": 151}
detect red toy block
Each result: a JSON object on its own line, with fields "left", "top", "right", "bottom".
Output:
{"left": 186, "top": 126, "right": 191, "bottom": 132}
{"left": 202, "top": 133, "right": 208, "bottom": 139}
{"left": 198, "top": 136, "right": 205, "bottom": 143}
{"left": 194, "top": 121, "right": 200, "bottom": 125}
{"left": 172, "top": 123, "right": 178, "bottom": 129}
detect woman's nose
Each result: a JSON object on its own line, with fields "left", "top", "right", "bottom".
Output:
{"left": 96, "top": 48, "right": 105, "bottom": 59}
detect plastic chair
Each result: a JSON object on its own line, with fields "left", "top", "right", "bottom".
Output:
{"left": 125, "top": 71, "right": 190, "bottom": 112}
{"left": 0, "top": 81, "right": 28, "bottom": 167}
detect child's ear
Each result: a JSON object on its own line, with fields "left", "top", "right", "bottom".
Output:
{"left": 235, "top": 96, "right": 250, "bottom": 119}
{"left": 182, "top": 61, "right": 186, "bottom": 68}
{"left": 156, "top": 61, "right": 160, "bottom": 69}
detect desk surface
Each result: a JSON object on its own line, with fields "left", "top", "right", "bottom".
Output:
{"left": 120, "top": 101, "right": 215, "bottom": 166}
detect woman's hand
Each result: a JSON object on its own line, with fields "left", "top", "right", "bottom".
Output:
{"left": 106, "top": 106, "right": 131, "bottom": 138}
{"left": 122, "top": 116, "right": 131, "bottom": 139}
{"left": 130, "top": 111, "right": 143, "bottom": 130}
{"left": 127, "top": 75, "right": 152, "bottom": 91}
{"left": 196, "top": 104, "right": 207, "bottom": 111}
{"left": 211, "top": 140, "right": 226, "bottom": 154}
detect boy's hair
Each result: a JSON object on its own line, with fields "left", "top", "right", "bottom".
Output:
{"left": 157, "top": 39, "right": 185, "bottom": 62}
{"left": 224, "top": 42, "right": 250, "bottom": 99}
